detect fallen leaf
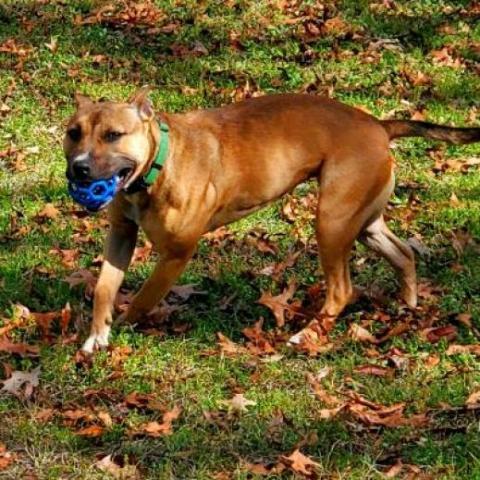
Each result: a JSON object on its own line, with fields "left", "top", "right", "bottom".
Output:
{"left": 307, "top": 373, "right": 341, "bottom": 406}
{"left": 65, "top": 269, "right": 97, "bottom": 299}
{"left": 0, "top": 336, "right": 39, "bottom": 357}
{"left": 384, "top": 458, "right": 403, "bottom": 478}
{"left": 97, "top": 411, "right": 113, "bottom": 428}
{"left": 95, "top": 454, "right": 140, "bottom": 479}
{"left": 446, "top": 344, "right": 480, "bottom": 356}
{"left": 466, "top": 391, "right": 480, "bottom": 408}
{"left": 423, "top": 354, "right": 440, "bottom": 368}
{"left": 75, "top": 425, "right": 104, "bottom": 437}
{"left": 419, "top": 325, "right": 457, "bottom": 344}
{"left": 36, "top": 203, "right": 60, "bottom": 220}
{"left": 131, "top": 405, "right": 181, "bottom": 437}
{"left": 348, "top": 324, "right": 377, "bottom": 343}
{"left": 0, "top": 443, "right": 15, "bottom": 471}
{"left": 281, "top": 449, "right": 320, "bottom": 477}
{"left": 216, "top": 332, "right": 246, "bottom": 356}
{"left": 220, "top": 393, "right": 256, "bottom": 413}
{"left": 169, "top": 284, "right": 205, "bottom": 302}
{"left": 258, "top": 281, "right": 299, "bottom": 328}
{"left": 242, "top": 319, "right": 276, "bottom": 355}
{"left": 44, "top": 36, "right": 58, "bottom": 52}
{"left": 1, "top": 366, "right": 40, "bottom": 399}
{"left": 354, "top": 364, "right": 393, "bottom": 377}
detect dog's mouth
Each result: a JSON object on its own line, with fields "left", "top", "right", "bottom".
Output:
{"left": 116, "top": 166, "right": 134, "bottom": 190}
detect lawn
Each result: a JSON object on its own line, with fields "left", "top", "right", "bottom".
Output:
{"left": 0, "top": 0, "right": 479, "bottom": 478}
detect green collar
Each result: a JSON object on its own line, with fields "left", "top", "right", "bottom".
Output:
{"left": 143, "top": 121, "right": 169, "bottom": 186}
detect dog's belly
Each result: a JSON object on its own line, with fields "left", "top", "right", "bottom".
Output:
{"left": 207, "top": 166, "right": 317, "bottom": 231}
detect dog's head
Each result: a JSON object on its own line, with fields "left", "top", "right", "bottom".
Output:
{"left": 64, "top": 87, "right": 157, "bottom": 189}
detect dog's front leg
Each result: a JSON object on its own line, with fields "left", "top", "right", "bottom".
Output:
{"left": 82, "top": 221, "right": 138, "bottom": 353}
{"left": 122, "top": 243, "right": 196, "bottom": 324}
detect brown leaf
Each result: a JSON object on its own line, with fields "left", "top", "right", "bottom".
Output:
{"left": 419, "top": 325, "right": 457, "bottom": 344}
{"left": 31, "top": 311, "right": 58, "bottom": 339}
{"left": 75, "top": 425, "right": 104, "bottom": 437}
{"left": 220, "top": 393, "right": 256, "bottom": 413}
{"left": 60, "top": 303, "right": 72, "bottom": 336}
{"left": 65, "top": 269, "right": 97, "bottom": 299}
{"left": 307, "top": 373, "right": 341, "bottom": 406}
{"left": 258, "top": 281, "right": 298, "bottom": 328}
{"left": 124, "top": 392, "right": 164, "bottom": 411}
{"left": 37, "top": 203, "right": 60, "bottom": 220}
{"left": 258, "top": 250, "right": 301, "bottom": 281}
{"left": 94, "top": 454, "right": 140, "bottom": 479}
{"left": 456, "top": 313, "right": 472, "bottom": 328}
{"left": 169, "top": 284, "right": 205, "bottom": 302}
{"left": 131, "top": 405, "right": 181, "bottom": 437}
{"left": 34, "top": 408, "right": 55, "bottom": 423}
{"left": 1, "top": 367, "right": 40, "bottom": 399}
{"left": 0, "top": 336, "right": 39, "bottom": 357}
{"left": 0, "top": 443, "right": 15, "bottom": 471}
{"left": 348, "top": 324, "right": 377, "bottom": 343}
{"left": 281, "top": 449, "right": 320, "bottom": 477}
{"left": 384, "top": 459, "right": 403, "bottom": 478}
{"left": 217, "top": 332, "right": 246, "bottom": 356}
{"left": 50, "top": 247, "right": 79, "bottom": 269}
{"left": 423, "top": 354, "right": 440, "bottom": 368}
{"left": 446, "top": 344, "right": 480, "bottom": 356}
{"left": 466, "top": 390, "right": 480, "bottom": 408}
{"left": 354, "top": 364, "right": 393, "bottom": 377}
{"left": 97, "top": 411, "right": 113, "bottom": 428}
{"left": 242, "top": 319, "right": 276, "bottom": 355}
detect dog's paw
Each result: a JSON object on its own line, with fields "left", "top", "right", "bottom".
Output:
{"left": 81, "top": 326, "right": 111, "bottom": 354}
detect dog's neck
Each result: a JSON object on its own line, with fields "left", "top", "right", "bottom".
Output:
{"left": 124, "top": 116, "right": 170, "bottom": 194}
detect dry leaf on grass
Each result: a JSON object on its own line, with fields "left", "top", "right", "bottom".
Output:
{"left": 0, "top": 336, "right": 39, "bottom": 357}
{"left": 130, "top": 405, "right": 181, "bottom": 437}
{"left": 36, "top": 203, "right": 60, "bottom": 220}
{"left": 419, "top": 325, "right": 457, "bottom": 343}
{"left": 216, "top": 332, "right": 246, "bottom": 356}
{"left": 1, "top": 366, "right": 40, "bottom": 399}
{"left": 446, "top": 344, "right": 480, "bottom": 356}
{"left": 95, "top": 454, "right": 140, "bottom": 479}
{"left": 354, "top": 364, "right": 393, "bottom": 377}
{"left": 76, "top": 425, "right": 104, "bottom": 437}
{"left": 281, "top": 449, "right": 320, "bottom": 477}
{"left": 220, "top": 393, "right": 256, "bottom": 413}
{"left": 466, "top": 391, "right": 480, "bottom": 409}
{"left": 348, "top": 324, "right": 377, "bottom": 343}
{"left": 0, "top": 443, "right": 15, "bottom": 471}
{"left": 258, "top": 281, "right": 299, "bottom": 328}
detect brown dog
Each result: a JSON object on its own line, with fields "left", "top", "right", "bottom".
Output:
{"left": 64, "top": 89, "right": 480, "bottom": 353}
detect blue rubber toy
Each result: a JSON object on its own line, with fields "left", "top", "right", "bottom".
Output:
{"left": 68, "top": 176, "right": 119, "bottom": 212}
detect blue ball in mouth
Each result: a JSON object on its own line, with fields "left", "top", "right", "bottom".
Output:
{"left": 68, "top": 176, "right": 119, "bottom": 212}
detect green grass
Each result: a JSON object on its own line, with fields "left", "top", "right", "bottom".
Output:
{"left": 0, "top": 0, "right": 480, "bottom": 478}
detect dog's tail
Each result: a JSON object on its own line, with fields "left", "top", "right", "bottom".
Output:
{"left": 381, "top": 120, "right": 480, "bottom": 145}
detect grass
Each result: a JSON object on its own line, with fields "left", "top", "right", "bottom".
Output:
{"left": 0, "top": 0, "right": 480, "bottom": 478}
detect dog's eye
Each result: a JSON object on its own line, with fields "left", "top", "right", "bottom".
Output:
{"left": 104, "top": 131, "right": 124, "bottom": 142}
{"left": 67, "top": 127, "right": 81, "bottom": 142}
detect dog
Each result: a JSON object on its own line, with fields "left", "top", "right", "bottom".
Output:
{"left": 64, "top": 88, "right": 480, "bottom": 353}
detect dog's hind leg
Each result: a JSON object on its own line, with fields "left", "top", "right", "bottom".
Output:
{"left": 289, "top": 153, "right": 394, "bottom": 345}
{"left": 359, "top": 215, "right": 417, "bottom": 308}
{"left": 82, "top": 218, "right": 138, "bottom": 353}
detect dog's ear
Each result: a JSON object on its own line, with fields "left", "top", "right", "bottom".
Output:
{"left": 74, "top": 92, "right": 93, "bottom": 109}
{"left": 129, "top": 86, "right": 154, "bottom": 121}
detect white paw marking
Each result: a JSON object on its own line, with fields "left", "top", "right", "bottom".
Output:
{"left": 81, "top": 325, "right": 111, "bottom": 353}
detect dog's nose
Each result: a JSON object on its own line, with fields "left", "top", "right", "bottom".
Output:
{"left": 72, "top": 160, "right": 91, "bottom": 181}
